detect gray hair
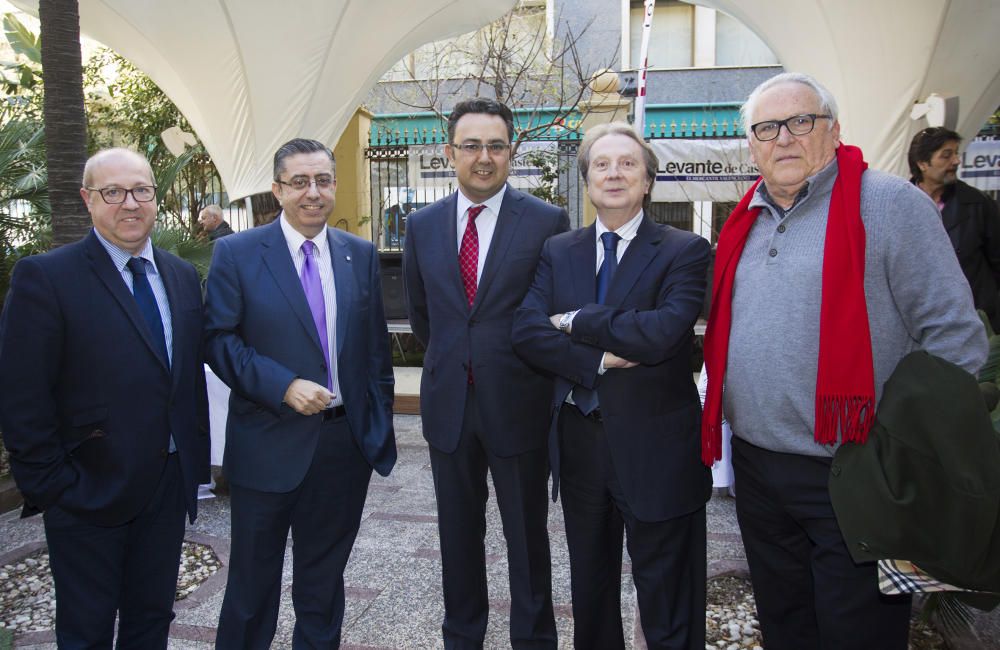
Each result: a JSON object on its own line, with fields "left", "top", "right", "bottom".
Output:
{"left": 740, "top": 72, "right": 839, "bottom": 137}
{"left": 199, "top": 204, "right": 223, "bottom": 220}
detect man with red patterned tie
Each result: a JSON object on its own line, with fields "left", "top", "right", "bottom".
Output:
{"left": 403, "top": 98, "right": 569, "bottom": 649}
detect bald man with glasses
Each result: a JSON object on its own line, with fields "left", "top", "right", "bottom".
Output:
{"left": 0, "top": 148, "right": 209, "bottom": 648}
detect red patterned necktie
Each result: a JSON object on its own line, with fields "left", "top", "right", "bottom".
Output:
{"left": 459, "top": 205, "right": 485, "bottom": 307}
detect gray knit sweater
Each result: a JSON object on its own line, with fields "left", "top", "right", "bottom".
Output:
{"left": 722, "top": 157, "right": 988, "bottom": 457}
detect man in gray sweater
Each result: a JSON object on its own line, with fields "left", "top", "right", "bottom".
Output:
{"left": 701, "top": 73, "right": 987, "bottom": 650}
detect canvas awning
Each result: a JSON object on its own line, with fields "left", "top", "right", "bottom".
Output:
{"left": 686, "top": 0, "right": 1000, "bottom": 175}
{"left": 12, "top": 0, "right": 516, "bottom": 199}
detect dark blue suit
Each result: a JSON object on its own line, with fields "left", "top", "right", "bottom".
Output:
{"left": 403, "top": 186, "right": 569, "bottom": 648}
{"left": 205, "top": 218, "right": 395, "bottom": 647}
{"left": 0, "top": 230, "right": 209, "bottom": 647}
{"left": 512, "top": 217, "right": 711, "bottom": 650}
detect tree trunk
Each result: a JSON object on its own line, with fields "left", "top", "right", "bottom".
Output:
{"left": 39, "top": 0, "right": 90, "bottom": 248}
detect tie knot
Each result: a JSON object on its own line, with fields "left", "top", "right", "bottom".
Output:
{"left": 301, "top": 240, "right": 316, "bottom": 256}
{"left": 126, "top": 257, "right": 147, "bottom": 276}
{"left": 600, "top": 231, "right": 620, "bottom": 254}
{"left": 467, "top": 205, "right": 486, "bottom": 221}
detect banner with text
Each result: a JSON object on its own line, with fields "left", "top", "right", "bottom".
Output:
{"left": 959, "top": 137, "right": 1000, "bottom": 191}
{"left": 407, "top": 141, "right": 557, "bottom": 191}
{"left": 650, "top": 139, "right": 759, "bottom": 202}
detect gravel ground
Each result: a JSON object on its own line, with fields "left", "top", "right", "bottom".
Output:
{"left": 0, "top": 562, "right": 947, "bottom": 648}
{"left": 705, "top": 576, "right": 946, "bottom": 650}
{"left": 0, "top": 541, "right": 219, "bottom": 635}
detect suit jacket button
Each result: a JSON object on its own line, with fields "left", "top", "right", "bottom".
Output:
{"left": 159, "top": 448, "right": 168, "bottom": 458}
{"left": 858, "top": 541, "right": 870, "bottom": 552}
{"left": 830, "top": 464, "right": 841, "bottom": 477}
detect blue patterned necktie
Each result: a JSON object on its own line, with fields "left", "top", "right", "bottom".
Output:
{"left": 596, "top": 231, "right": 621, "bottom": 304}
{"left": 126, "top": 257, "right": 168, "bottom": 367}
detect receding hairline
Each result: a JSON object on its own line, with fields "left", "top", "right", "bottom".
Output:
{"left": 82, "top": 148, "right": 154, "bottom": 187}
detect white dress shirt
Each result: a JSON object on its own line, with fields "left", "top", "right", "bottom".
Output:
{"left": 279, "top": 213, "right": 343, "bottom": 407}
{"left": 455, "top": 185, "right": 507, "bottom": 282}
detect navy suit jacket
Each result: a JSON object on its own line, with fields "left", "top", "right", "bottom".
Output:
{"left": 204, "top": 219, "right": 396, "bottom": 492}
{"left": 512, "top": 217, "right": 712, "bottom": 521}
{"left": 0, "top": 231, "right": 209, "bottom": 526}
{"left": 403, "top": 186, "right": 569, "bottom": 456}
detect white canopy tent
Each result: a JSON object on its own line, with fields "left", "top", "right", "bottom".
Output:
{"left": 686, "top": 0, "right": 1000, "bottom": 175}
{"left": 12, "top": 0, "right": 516, "bottom": 199}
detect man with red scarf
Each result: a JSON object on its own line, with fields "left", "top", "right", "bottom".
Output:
{"left": 701, "top": 73, "right": 987, "bottom": 650}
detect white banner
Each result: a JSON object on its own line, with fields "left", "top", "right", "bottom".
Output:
{"left": 650, "top": 139, "right": 759, "bottom": 202}
{"left": 959, "top": 137, "right": 1000, "bottom": 191}
{"left": 407, "top": 141, "right": 557, "bottom": 191}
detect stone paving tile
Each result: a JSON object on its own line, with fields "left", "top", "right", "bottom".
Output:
{"left": 2, "top": 414, "right": 752, "bottom": 649}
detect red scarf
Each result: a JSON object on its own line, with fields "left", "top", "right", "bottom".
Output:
{"left": 701, "top": 145, "right": 875, "bottom": 465}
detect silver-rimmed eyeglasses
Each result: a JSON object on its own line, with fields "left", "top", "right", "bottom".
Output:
{"left": 276, "top": 175, "right": 335, "bottom": 191}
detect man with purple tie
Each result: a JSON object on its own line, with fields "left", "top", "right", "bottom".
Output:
{"left": 205, "top": 139, "right": 396, "bottom": 648}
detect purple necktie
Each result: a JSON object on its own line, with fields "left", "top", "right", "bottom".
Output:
{"left": 300, "top": 240, "right": 332, "bottom": 391}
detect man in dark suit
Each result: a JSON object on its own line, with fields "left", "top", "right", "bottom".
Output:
{"left": 0, "top": 148, "right": 209, "bottom": 648}
{"left": 403, "top": 97, "right": 569, "bottom": 649}
{"left": 205, "top": 138, "right": 396, "bottom": 648}
{"left": 512, "top": 123, "right": 711, "bottom": 650}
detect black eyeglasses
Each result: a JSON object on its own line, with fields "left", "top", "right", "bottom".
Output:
{"left": 276, "top": 175, "right": 335, "bottom": 191}
{"left": 451, "top": 142, "right": 511, "bottom": 156}
{"left": 750, "top": 114, "right": 833, "bottom": 141}
{"left": 85, "top": 185, "right": 157, "bottom": 204}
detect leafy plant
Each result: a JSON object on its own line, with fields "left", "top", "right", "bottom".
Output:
{"left": 151, "top": 226, "right": 213, "bottom": 280}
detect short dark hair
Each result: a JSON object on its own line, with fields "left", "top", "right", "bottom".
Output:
{"left": 908, "top": 127, "right": 961, "bottom": 181}
{"left": 273, "top": 138, "right": 335, "bottom": 181}
{"left": 446, "top": 98, "right": 515, "bottom": 144}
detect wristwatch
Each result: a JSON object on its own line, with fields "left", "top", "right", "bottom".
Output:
{"left": 558, "top": 311, "right": 575, "bottom": 332}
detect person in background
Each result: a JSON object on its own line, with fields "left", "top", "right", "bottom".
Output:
{"left": 198, "top": 204, "right": 235, "bottom": 240}
{"left": 909, "top": 126, "right": 1000, "bottom": 330}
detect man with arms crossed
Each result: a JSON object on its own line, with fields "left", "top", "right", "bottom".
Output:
{"left": 701, "top": 73, "right": 987, "bottom": 650}
{"left": 512, "top": 123, "right": 710, "bottom": 650}
{"left": 205, "top": 138, "right": 396, "bottom": 648}
{"left": 403, "top": 97, "right": 569, "bottom": 649}
{"left": 0, "top": 148, "right": 209, "bottom": 648}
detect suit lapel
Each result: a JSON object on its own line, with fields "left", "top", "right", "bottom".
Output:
{"left": 84, "top": 232, "right": 169, "bottom": 372}
{"left": 327, "top": 228, "right": 354, "bottom": 356}
{"left": 259, "top": 220, "right": 325, "bottom": 356}
{"left": 605, "top": 216, "right": 661, "bottom": 305}
{"left": 569, "top": 224, "right": 597, "bottom": 305}
{"left": 433, "top": 193, "right": 468, "bottom": 310}
{"left": 472, "top": 186, "right": 522, "bottom": 315}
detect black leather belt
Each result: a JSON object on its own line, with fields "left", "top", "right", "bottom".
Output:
{"left": 322, "top": 405, "right": 347, "bottom": 421}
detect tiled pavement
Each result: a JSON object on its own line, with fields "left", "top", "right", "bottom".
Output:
{"left": 0, "top": 414, "right": 746, "bottom": 649}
